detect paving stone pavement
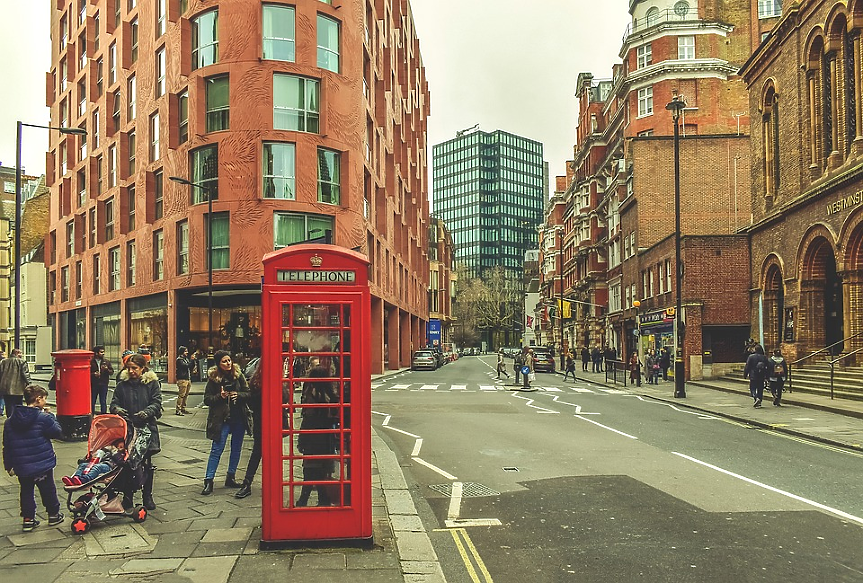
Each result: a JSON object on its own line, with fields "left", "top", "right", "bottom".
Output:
{"left": 1, "top": 368, "right": 445, "bottom": 583}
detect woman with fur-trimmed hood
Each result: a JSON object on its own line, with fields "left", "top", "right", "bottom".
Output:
{"left": 201, "top": 350, "right": 252, "bottom": 496}
{"left": 110, "top": 353, "right": 162, "bottom": 511}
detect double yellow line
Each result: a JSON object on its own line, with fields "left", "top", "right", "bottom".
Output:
{"left": 434, "top": 527, "right": 494, "bottom": 582}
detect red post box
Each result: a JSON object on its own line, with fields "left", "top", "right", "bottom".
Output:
{"left": 260, "top": 245, "right": 371, "bottom": 547}
{"left": 51, "top": 349, "right": 94, "bottom": 441}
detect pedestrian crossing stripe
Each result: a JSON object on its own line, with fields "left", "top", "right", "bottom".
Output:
{"left": 451, "top": 385, "right": 467, "bottom": 390}
{"left": 479, "top": 385, "right": 497, "bottom": 391}
{"left": 418, "top": 384, "right": 438, "bottom": 390}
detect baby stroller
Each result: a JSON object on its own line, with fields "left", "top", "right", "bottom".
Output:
{"left": 64, "top": 414, "right": 151, "bottom": 534}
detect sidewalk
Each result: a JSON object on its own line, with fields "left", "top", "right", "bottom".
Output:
{"left": 560, "top": 367, "right": 863, "bottom": 451}
{"left": 0, "top": 367, "right": 445, "bottom": 583}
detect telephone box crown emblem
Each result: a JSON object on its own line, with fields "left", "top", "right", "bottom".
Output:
{"left": 310, "top": 254, "right": 323, "bottom": 267}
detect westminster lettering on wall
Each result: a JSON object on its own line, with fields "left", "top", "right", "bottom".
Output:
{"left": 826, "top": 190, "right": 863, "bottom": 215}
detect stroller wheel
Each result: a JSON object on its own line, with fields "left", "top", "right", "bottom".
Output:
{"left": 132, "top": 506, "right": 148, "bottom": 523}
{"left": 71, "top": 517, "right": 90, "bottom": 534}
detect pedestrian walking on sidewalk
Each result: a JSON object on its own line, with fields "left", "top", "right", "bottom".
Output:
{"left": 90, "top": 346, "right": 114, "bottom": 415}
{"left": 236, "top": 358, "right": 262, "bottom": 499}
{"left": 659, "top": 348, "right": 671, "bottom": 381}
{"left": 496, "top": 351, "right": 510, "bottom": 379}
{"left": 628, "top": 353, "right": 642, "bottom": 387}
{"left": 3, "top": 385, "right": 64, "bottom": 532}
{"left": 743, "top": 344, "right": 769, "bottom": 408}
{"left": 767, "top": 349, "right": 787, "bottom": 407}
{"left": 0, "top": 348, "right": 32, "bottom": 418}
{"left": 581, "top": 346, "right": 590, "bottom": 372}
{"left": 201, "top": 351, "right": 252, "bottom": 496}
{"left": 563, "top": 355, "right": 576, "bottom": 381}
{"left": 111, "top": 354, "right": 162, "bottom": 510}
{"left": 175, "top": 346, "right": 195, "bottom": 416}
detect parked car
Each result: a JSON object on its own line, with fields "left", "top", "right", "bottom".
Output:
{"left": 532, "top": 350, "right": 555, "bottom": 372}
{"left": 411, "top": 350, "right": 437, "bottom": 371}
{"left": 434, "top": 350, "right": 447, "bottom": 368}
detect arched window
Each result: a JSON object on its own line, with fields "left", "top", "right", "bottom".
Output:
{"left": 806, "top": 37, "right": 825, "bottom": 172}
{"left": 646, "top": 7, "right": 660, "bottom": 27}
{"left": 822, "top": 49, "right": 834, "bottom": 160}
{"left": 762, "top": 86, "right": 779, "bottom": 196}
{"left": 844, "top": 28, "right": 857, "bottom": 155}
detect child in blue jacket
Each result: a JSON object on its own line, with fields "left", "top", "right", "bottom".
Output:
{"left": 3, "top": 385, "right": 64, "bottom": 532}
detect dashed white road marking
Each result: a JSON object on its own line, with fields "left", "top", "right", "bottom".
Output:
{"left": 418, "top": 384, "right": 438, "bottom": 391}
{"left": 542, "top": 387, "right": 563, "bottom": 392}
{"left": 412, "top": 456, "right": 458, "bottom": 480}
{"left": 479, "top": 385, "right": 497, "bottom": 391}
{"left": 570, "top": 387, "right": 596, "bottom": 393}
{"left": 451, "top": 385, "right": 467, "bottom": 391}
{"left": 391, "top": 384, "right": 411, "bottom": 389}
{"left": 574, "top": 415, "right": 639, "bottom": 439}
{"left": 447, "top": 481, "right": 463, "bottom": 521}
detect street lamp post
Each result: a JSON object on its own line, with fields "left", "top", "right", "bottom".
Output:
{"left": 14, "top": 122, "right": 87, "bottom": 350}
{"left": 666, "top": 94, "right": 686, "bottom": 398}
{"left": 169, "top": 176, "right": 213, "bottom": 353}
{"left": 633, "top": 299, "right": 641, "bottom": 387}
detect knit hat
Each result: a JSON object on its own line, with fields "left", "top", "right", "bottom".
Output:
{"left": 121, "top": 350, "right": 135, "bottom": 366}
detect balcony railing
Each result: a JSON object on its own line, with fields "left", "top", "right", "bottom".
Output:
{"left": 623, "top": 8, "right": 701, "bottom": 44}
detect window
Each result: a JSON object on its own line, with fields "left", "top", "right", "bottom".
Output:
{"left": 263, "top": 5, "right": 295, "bottom": 61}
{"left": 637, "top": 86, "right": 653, "bottom": 117}
{"left": 317, "top": 148, "right": 340, "bottom": 204}
{"left": 128, "top": 184, "right": 136, "bottom": 231}
{"left": 205, "top": 75, "right": 229, "bottom": 131}
{"left": 666, "top": 259, "right": 673, "bottom": 291}
{"left": 108, "top": 143, "right": 117, "bottom": 187}
{"left": 155, "top": 0, "right": 166, "bottom": 37}
{"left": 646, "top": 6, "right": 660, "bottom": 27}
{"left": 60, "top": 14, "right": 68, "bottom": 49}
{"left": 177, "top": 220, "right": 189, "bottom": 274}
{"left": 108, "top": 42, "right": 117, "bottom": 85}
{"left": 178, "top": 89, "right": 189, "bottom": 144}
{"left": 96, "top": 154, "right": 104, "bottom": 194}
{"left": 60, "top": 99, "right": 68, "bottom": 128}
{"left": 208, "top": 212, "right": 229, "bottom": 269}
{"left": 96, "top": 58, "right": 104, "bottom": 96}
{"left": 61, "top": 266, "right": 70, "bottom": 302}
{"left": 154, "top": 169, "right": 163, "bottom": 219}
{"left": 66, "top": 220, "right": 75, "bottom": 256}
{"left": 649, "top": 269, "right": 655, "bottom": 297}
{"left": 155, "top": 47, "right": 165, "bottom": 97}
{"left": 149, "top": 112, "right": 160, "bottom": 161}
{"left": 89, "top": 208, "right": 96, "bottom": 247}
{"left": 105, "top": 197, "right": 115, "bottom": 240}
{"left": 127, "top": 75, "right": 136, "bottom": 120}
{"left": 262, "top": 142, "right": 295, "bottom": 199}
{"left": 113, "top": 0, "right": 120, "bottom": 27}
{"left": 49, "top": 271, "right": 57, "bottom": 304}
{"left": 128, "top": 130, "right": 136, "bottom": 174}
{"left": 128, "top": 0, "right": 136, "bottom": 12}
{"left": 94, "top": 12, "right": 100, "bottom": 51}
{"left": 50, "top": 231, "right": 57, "bottom": 264}
{"left": 274, "top": 212, "right": 334, "bottom": 249}
{"left": 191, "top": 145, "right": 218, "bottom": 203}
{"left": 111, "top": 90, "right": 120, "bottom": 131}
{"left": 77, "top": 80, "right": 87, "bottom": 118}
{"left": 60, "top": 58, "right": 67, "bottom": 92}
{"left": 153, "top": 230, "right": 164, "bottom": 280}
{"left": 130, "top": 18, "right": 138, "bottom": 62}
{"left": 78, "top": 32, "right": 87, "bottom": 72}
{"left": 179, "top": 0, "right": 187, "bottom": 13}
{"left": 59, "top": 145, "right": 68, "bottom": 176}
{"left": 93, "top": 254, "right": 101, "bottom": 294}
{"left": 126, "top": 240, "right": 136, "bottom": 286}
{"left": 75, "top": 261, "right": 83, "bottom": 299}
{"left": 78, "top": 0, "right": 86, "bottom": 26}
{"left": 678, "top": 36, "right": 695, "bottom": 60}
{"left": 763, "top": 86, "right": 779, "bottom": 196}
{"left": 273, "top": 74, "right": 319, "bottom": 132}
{"left": 78, "top": 168, "right": 87, "bottom": 205}
{"left": 317, "top": 14, "right": 340, "bottom": 72}
{"left": 109, "top": 247, "right": 120, "bottom": 290}
{"left": 192, "top": 10, "right": 219, "bottom": 69}
{"left": 758, "top": 0, "right": 782, "bottom": 18}
{"left": 637, "top": 43, "right": 652, "bottom": 69}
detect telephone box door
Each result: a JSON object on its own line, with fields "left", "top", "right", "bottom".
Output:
{"left": 261, "top": 247, "right": 371, "bottom": 544}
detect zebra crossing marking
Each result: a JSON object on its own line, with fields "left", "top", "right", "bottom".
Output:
{"left": 479, "top": 385, "right": 498, "bottom": 391}
{"left": 451, "top": 385, "right": 467, "bottom": 391}
{"left": 418, "top": 384, "right": 438, "bottom": 391}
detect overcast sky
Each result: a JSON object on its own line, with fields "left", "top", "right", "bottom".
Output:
{"left": 0, "top": 1, "right": 631, "bottom": 189}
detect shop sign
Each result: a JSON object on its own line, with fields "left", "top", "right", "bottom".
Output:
{"left": 639, "top": 308, "right": 675, "bottom": 327}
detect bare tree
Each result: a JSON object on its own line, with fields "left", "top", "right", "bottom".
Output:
{"left": 453, "top": 266, "right": 523, "bottom": 348}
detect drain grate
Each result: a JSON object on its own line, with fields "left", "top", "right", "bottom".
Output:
{"left": 429, "top": 482, "right": 500, "bottom": 498}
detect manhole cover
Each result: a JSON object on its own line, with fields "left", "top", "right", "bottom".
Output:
{"left": 428, "top": 482, "right": 500, "bottom": 498}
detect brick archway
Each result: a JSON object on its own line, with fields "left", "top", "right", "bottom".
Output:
{"left": 800, "top": 236, "right": 843, "bottom": 355}
{"left": 841, "top": 221, "right": 863, "bottom": 358}
{"left": 762, "top": 261, "right": 784, "bottom": 351}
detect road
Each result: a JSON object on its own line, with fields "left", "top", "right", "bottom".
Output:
{"left": 373, "top": 354, "right": 863, "bottom": 582}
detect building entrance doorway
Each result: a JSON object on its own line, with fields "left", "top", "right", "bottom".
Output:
{"left": 802, "top": 237, "right": 843, "bottom": 355}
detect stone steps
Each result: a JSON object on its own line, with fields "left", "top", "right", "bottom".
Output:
{"left": 720, "top": 364, "right": 863, "bottom": 402}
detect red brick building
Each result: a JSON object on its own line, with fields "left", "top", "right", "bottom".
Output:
{"left": 45, "top": 0, "right": 431, "bottom": 376}
{"left": 546, "top": 0, "right": 779, "bottom": 378}
{"left": 740, "top": 0, "right": 863, "bottom": 361}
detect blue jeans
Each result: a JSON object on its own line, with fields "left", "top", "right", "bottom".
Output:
{"left": 205, "top": 419, "right": 246, "bottom": 480}
{"left": 19, "top": 470, "right": 60, "bottom": 519}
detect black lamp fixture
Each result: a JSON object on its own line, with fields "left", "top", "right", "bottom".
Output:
{"left": 15, "top": 123, "right": 87, "bottom": 350}
{"left": 169, "top": 175, "right": 214, "bottom": 353}
{"left": 665, "top": 93, "right": 686, "bottom": 399}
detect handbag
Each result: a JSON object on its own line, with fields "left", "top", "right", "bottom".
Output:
{"left": 528, "top": 372, "right": 536, "bottom": 382}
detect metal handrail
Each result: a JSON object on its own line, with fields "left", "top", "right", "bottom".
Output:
{"left": 825, "top": 347, "right": 863, "bottom": 399}
{"left": 787, "top": 330, "right": 863, "bottom": 393}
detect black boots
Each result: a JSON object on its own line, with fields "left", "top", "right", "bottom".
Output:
{"left": 235, "top": 479, "right": 252, "bottom": 499}
{"left": 225, "top": 473, "right": 242, "bottom": 488}
{"left": 142, "top": 470, "right": 156, "bottom": 510}
{"left": 201, "top": 479, "right": 214, "bottom": 495}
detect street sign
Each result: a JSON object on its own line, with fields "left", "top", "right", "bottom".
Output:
{"left": 521, "top": 366, "right": 530, "bottom": 375}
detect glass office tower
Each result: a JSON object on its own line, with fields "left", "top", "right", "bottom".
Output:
{"left": 432, "top": 129, "right": 544, "bottom": 279}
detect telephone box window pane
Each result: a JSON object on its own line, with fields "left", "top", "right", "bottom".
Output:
{"left": 282, "top": 305, "right": 292, "bottom": 328}
{"left": 342, "top": 304, "right": 350, "bottom": 326}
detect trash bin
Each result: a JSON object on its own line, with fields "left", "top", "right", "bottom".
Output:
{"left": 51, "top": 349, "right": 94, "bottom": 441}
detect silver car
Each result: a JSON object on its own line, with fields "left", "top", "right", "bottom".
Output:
{"left": 411, "top": 350, "right": 437, "bottom": 371}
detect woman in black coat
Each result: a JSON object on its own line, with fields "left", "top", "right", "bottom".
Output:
{"left": 110, "top": 354, "right": 162, "bottom": 511}
{"left": 201, "top": 350, "right": 252, "bottom": 495}
{"left": 235, "top": 358, "right": 262, "bottom": 499}
{"left": 296, "top": 365, "right": 339, "bottom": 506}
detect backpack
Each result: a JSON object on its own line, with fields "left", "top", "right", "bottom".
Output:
{"left": 755, "top": 358, "right": 767, "bottom": 375}
{"left": 773, "top": 361, "right": 785, "bottom": 377}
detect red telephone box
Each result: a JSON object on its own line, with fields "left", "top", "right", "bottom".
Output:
{"left": 260, "top": 245, "right": 371, "bottom": 546}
